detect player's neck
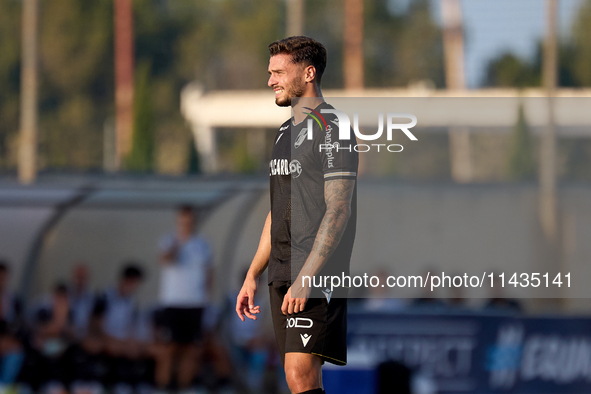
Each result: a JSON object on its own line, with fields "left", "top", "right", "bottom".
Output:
{"left": 292, "top": 85, "right": 324, "bottom": 124}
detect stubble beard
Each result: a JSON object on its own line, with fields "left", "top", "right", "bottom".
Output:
{"left": 275, "top": 79, "right": 306, "bottom": 107}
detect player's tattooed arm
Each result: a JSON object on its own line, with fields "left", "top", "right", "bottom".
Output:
{"left": 314, "top": 179, "right": 355, "bottom": 257}
{"left": 298, "top": 178, "right": 355, "bottom": 278}
{"left": 285, "top": 179, "right": 354, "bottom": 311}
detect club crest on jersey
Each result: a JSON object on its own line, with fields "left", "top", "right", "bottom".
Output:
{"left": 290, "top": 159, "right": 302, "bottom": 178}
{"left": 294, "top": 128, "right": 308, "bottom": 149}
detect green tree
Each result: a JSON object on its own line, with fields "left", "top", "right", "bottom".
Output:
{"left": 126, "top": 62, "right": 154, "bottom": 172}
{"left": 364, "top": 0, "right": 445, "bottom": 88}
{"left": 0, "top": 0, "right": 23, "bottom": 168}
{"left": 39, "top": 0, "right": 113, "bottom": 169}
{"left": 570, "top": 0, "right": 591, "bottom": 86}
{"left": 485, "top": 52, "right": 539, "bottom": 88}
{"left": 507, "top": 105, "right": 536, "bottom": 180}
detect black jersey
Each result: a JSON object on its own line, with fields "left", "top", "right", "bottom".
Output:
{"left": 268, "top": 102, "right": 358, "bottom": 284}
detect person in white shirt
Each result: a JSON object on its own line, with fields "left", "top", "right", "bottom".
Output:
{"left": 153, "top": 205, "right": 213, "bottom": 391}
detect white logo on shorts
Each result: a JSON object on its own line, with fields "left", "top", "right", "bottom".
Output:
{"left": 301, "top": 333, "right": 312, "bottom": 347}
{"left": 286, "top": 317, "right": 313, "bottom": 329}
{"left": 322, "top": 288, "right": 332, "bottom": 303}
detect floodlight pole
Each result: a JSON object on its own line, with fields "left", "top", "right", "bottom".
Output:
{"left": 286, "top": 0, "right": 304, "bottom": 37}
{"left": 540, "top": 0, "right": 558, "bottom": 243}
{"left": 114, "top": 0, "right": 135, "bottom": 170}
{"left": 18, "top": 0, "right": 38, "bottom": 184}
{"left": 344, "top": 0, "right": 364, "bottom": 90}
{"left": 441, "top": 0, "right": 472, "bottom": 183}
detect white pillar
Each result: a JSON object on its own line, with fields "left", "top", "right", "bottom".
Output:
{"left": 193, "top": 124, "right": 218, "bottom": 173}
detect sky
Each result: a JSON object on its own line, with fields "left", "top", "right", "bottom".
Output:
{"left": 388, "top": 0, "right": 585, "bottom": 87}
{"left": 460, "top": 0, "right": 584, "bottom": 87}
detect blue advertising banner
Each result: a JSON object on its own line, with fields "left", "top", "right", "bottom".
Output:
{"left": 323, "top": 312, "right": 591, "bottom": 393}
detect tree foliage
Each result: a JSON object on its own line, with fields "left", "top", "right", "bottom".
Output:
{"left": 364, "top": 0, "right": 445, "bottom": 88}
{"left": 4, "top": 0, "right": 591, "bottom": 174}
{"left": 126, "top": 61, "right": 154, "bottom": 172}
{"left": 485, "top": 53, "right": 540, "bottom": 88}
{"left": 0, "top": 0, "right": 23, "bottom": 169}
{"left": 506, "top": 105, "right": 535, "bottom": 180}
{"left": 570, "top": 0, "right": 591, "bottom": 86}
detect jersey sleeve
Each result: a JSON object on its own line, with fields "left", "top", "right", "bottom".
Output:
{"left": 314, "top": 112, "right": 358, "bottom": 181}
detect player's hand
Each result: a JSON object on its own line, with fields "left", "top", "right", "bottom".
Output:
{"left": 236, "top": 274, "right": 261, "bottom": 321}
{"left": 281, "top": 282, "right": 311, "bottom": 315}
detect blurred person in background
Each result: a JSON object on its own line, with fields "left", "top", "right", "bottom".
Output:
{"left": 363, "top": 269, "right": 407, "bottom": 313}
{"left": 68, "top": 263, "right": 96, "bottom": 340}
{"left": 153, "top": 205, "right": 213, "bottom": 393}
{"left": 66, "top": 262, "right": 108, "bottom": 394}
{"left": 447, "top": 280, "right": 469, "bottom": 311}
{"left": 194, "top": 305, "right": 236, "bottom": 393}
{"left": 95, "top": 264, "right": 146, "bottom": 394}
{"left": 0, "top": 261, "right": 24, "bottom": 391}
{"left": 225, "top": 268, "right": 270, "bottom": 392}
{"left": 0, "top": 261, "right": 22, "bottom": 327}
{"left": 484, "top": 272, "right": 523, "bottom": 314}
{"left": 19, "top": 283, "right": 73, "bottom": 394}
{"left": 411, "top": 269, "right": 447, "bottom": 311}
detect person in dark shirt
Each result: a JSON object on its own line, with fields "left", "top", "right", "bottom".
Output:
{"left": 19, "top": 283, "right": 73, "bottom": 393}
{"left": 0, "top": 262, "right": 22, "bottom": 327}
{"left": 236, "top": 36, "right": 358, "bottom": 394}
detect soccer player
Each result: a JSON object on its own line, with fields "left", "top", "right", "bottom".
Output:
{"left": 236, "top": 36, "right": 358, "bottom": 394}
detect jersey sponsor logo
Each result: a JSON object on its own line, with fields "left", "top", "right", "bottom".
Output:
{"left": 294, "top": 128, "right": 308, "bottom": 149}
{"left": 286, "top": 317, "right": 313, "bottom": 329}
{"left": 269, "top": 158, "right": 291, "bottom": 176}
{"left": 324, "top": 125, "right": 335, "bottom": 168}
{"left": 275, "top": 132, "right": 284, "bottom": 144}
{"left": 289, "top": 159, "right": 302, "bottom": 178}
{"left": 301, "top": 333, "right": 312, "bottom": 347}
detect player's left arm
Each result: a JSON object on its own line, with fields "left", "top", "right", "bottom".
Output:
{"left": 281, "top": 178, "right": 355, "bottom": 315}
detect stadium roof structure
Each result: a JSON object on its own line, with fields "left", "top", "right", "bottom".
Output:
{"left": 180, "top": 83, "right": 591, "bottom": 173}
{"left": 0, "top": 175, "right": 267, "bottom": 303}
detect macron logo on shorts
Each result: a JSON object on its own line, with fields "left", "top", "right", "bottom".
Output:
{"left": 301, "top": 333, "right": 312, "bottom": 347}
{"left": 322, "top": 288, "right": 332, "bottom": 303}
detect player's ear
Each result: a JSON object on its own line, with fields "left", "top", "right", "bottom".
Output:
{"left": 304, "top": 64, "right": 316, "bottom": 83}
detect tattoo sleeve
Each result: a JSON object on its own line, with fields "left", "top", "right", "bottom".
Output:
{"left": 296, "top": 178, "right": 355, "bottom": 280}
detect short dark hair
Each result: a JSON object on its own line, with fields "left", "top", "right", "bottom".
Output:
{"left": 268, "top": 36, "right": 327, "bottom": 85}
{"left": 53, "top": 282, "right": 68, "bottom": 295}
{"left": 177, "top": 204, "right": 196, "bottom": 217}
{"left": 121, "top": 263, "right": 144, "bottom": 281}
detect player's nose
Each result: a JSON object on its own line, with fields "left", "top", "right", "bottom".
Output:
{"left": 268, "top": 74, "right": 276, "bottom": 87}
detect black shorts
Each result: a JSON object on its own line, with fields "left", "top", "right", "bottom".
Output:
{"left": 155, "top": 307, "right": 203, "bottom": 344}
{"left": 269, "top": 281, "right": 347, "bottom": 367}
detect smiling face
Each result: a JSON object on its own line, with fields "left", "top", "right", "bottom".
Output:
{"left": 268, "top": 53, "right": 307, "bottom": 107}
